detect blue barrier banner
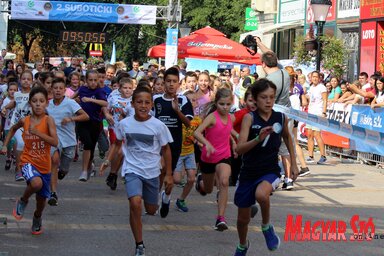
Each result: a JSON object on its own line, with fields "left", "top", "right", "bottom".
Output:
{"left": 274, "top": 104, "right": 384, "bottom": 155}
{"left": 348, "top": 105, "right": 384, "bottom": 154}
{"left": 350, "top": 105, "right": 384, "bottom": 133}
{"left": 11, "top": 0, "right": 157, "bottom": 25}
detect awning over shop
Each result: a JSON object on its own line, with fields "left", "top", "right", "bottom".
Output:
{"left": 239, "top": 20, "right": 304, "bottom": 42}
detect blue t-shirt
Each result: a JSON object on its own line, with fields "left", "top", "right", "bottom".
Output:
{"left": 47, "top": 97, "right": 82, "bottom": 147}
{"left": 78, "top": 86, "right": 107, "bottom": 122}
{"left": 103, "top": 86, "right": 112, "bottom": 98}
{"left": 328, "top": 86, "right": 342, "bottom": 100}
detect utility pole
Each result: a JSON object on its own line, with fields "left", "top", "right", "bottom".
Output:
{"left": 0, "top": 0, "right": 9, "bottom": 50}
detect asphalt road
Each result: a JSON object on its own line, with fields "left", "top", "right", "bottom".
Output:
{"left": 1, "top": 153, "right": 383, "bottom": 256}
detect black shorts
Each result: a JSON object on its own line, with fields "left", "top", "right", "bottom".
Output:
{"left": 200, "top": 158, "right": 231, "bottom": 174}
{"left": 169, "top": 142, "right": 181, "bottom": 172}
{"left": 77, "top": 120, "right": 102, "bottom": 151}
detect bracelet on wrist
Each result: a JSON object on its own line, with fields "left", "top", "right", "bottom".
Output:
{"left": 254, "top": 135, "right": 260, "bottom": 143}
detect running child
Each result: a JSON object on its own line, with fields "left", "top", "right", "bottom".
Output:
{"left": 233, "top": 79, "right": 298, "bottom": 255}
{"left": 153, "top": 67, "right": 193, "bottom": 218}
{"left": 173, "top": 91, "right": 201, "bottom": 212}
{"left": 47, "top": 77, "right": 89, "bottom": 206}
{"left": 0, "top": 81, "right": 18, "bottom": 170}
{"left": 76, "top": 70, "right": 108, "bottom": 181}
{"left": 2, "top": 70, "right": 33, "bottom": 181}
{"left": 1, "top": 86, "right": 58, "bottom": 235}
{"left": 102, "top": 77, "right": 134, "bottom": 190}
{"left": 194, "top": 87, "right": 237, "bottom": 231}
{"left": 99, "top": 86, "right": 173, "bottom": 256}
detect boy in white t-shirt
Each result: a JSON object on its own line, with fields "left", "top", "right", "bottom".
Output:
{"left": 306, "top": 71, "right": 327, "bottom": 164}
{"left": 3, "top": 70, "right": 33, "bottom": 181}
{"left": 102, "top": 78, "right": 134, "bottom": 190}
{"left": 0, "top": 82, "right": 18, "bottom": 170}
{"left": 46, "top": 77, "right": 89, "bottom": 206}
{"left": 100, "top": 86, "right": 173, "bottom": 256}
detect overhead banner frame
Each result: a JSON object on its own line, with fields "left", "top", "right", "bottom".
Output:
{"left": 11, "top": 0, "right": 157, "bottom": 25}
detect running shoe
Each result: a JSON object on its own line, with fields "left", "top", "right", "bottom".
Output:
{"left": 262, "top": 224, "right": 280, "bottom": 251}
{"left": 234, "top": 242, "right": 249, "bottom": 256}
{"left": 31, "top": 215, "right": 43, "bottom": 235}
{"left": 317, "top": 156, "right": 327, "bottom": 165}
{"left": 58, "top": 170, "right": 68, "bottom": 180}
{"left": 306, "top": 156, "right": 315, "bottom": 163}
{"left": 175, "top": 199, "right": 188, "bottom": 212}
{"left": 298, "top": 167, "right": 311, "bottom": 177}
{"left": 5, "top": 158, "right": 12, "bottom": 171}
{"left": 13, "top": 198, "right": 27, "bottom": 220}
{"left": 282, "top": 180, "right": 294, "bottom": 190}
{"left": 215, "top": 216, "right": 228, "bottom": 231}
{"left": 135, "top": 244, "right": 145, "bottom": 256}
{"left": 89, "top": 162, "right": 96, "bottom": 177}
{"left": 78, "top": 171, "right": 88, "bottom": 182}
{"left": 48, "top": 192, "right": 58, "bottom": 206}
{"left": 106, "top": 173, "right": 118, "bottom": 191}
{"left": 195, "top": 173, "right": 207, "bottom": 196}
{"left": 15, "top": 171, "right": 25, "bottom": 182}
{"left": 159, "top": 191, "right": 170, "bottom": 218}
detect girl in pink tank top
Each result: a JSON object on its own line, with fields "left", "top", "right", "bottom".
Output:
{"left": 194, "top": 88, "right": 237, "bottom": 231}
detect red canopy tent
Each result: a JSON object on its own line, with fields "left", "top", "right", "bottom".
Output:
{"left": 147, "top": 26, "right": 261, "bottom": 65}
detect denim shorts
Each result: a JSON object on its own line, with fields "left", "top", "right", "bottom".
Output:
{"left": 51, "top": 144, "right": 76, "bottom": 173}
{"left": 21, "top": 163, "right": 51, "bottom": 199}
{"left": 175, "top": 153, "right": 197, "bottom": 172}
{"left": 234, "top": 173, "right": 280, "bottom": 208}
{"left": 124, "top": 173, "right": 159, "bottom": 205}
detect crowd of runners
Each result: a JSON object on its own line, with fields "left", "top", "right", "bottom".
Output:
{"left": 1, "top": 40, "right": 383, "bottom": 256}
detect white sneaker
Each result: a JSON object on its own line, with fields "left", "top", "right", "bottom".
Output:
{"left": 79, "top": 171, "right": 88, "bottom": 182}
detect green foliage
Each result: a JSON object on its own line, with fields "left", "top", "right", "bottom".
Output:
{"left": 7, "top": 0, "right": 254, "bottom": 64}
{"left": 292, "top": 35, "right": 313, "bottom": 66}
{"left": 293, "top": 35, "right": 348, "bottom": 78}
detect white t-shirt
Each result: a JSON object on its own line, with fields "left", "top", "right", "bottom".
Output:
{"left": 1, "top": 97, "right": 14, "bottom": 130}
{"left": 362, "top": 83, "right": 371, "bottom": 91}
{"left": 375, "top": 92, "right": 384, "bottom": 104}
{"left": 107, "top": 90, "right": 133, "bottom": 130}
{"left": 47, "top": 97, "right": 82, "bottom": 147}
{"left": 308, "top": 83, "right": 327, "bottom": 116}
{"left": 115, "top": 116, "right": 173, "bottom": 179}
{"left": 10, "top": 91, "right": 30, "bottom": 126}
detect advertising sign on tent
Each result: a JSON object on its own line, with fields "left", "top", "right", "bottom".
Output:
{"left": 11, "top": 0, "right": 156, "bottom": 25}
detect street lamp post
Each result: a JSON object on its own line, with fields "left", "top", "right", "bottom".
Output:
{"left": 310, "top": 0, "right": 332, "bottom": 71}
{"left": 179, "top": 20, "right": 191, "bottom": 38}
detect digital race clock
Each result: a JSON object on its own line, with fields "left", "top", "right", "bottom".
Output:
{"left": 59, "top": 31, "right": 107, "bottom": 43}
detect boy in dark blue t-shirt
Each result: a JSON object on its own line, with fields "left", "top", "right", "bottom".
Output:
{"left": 152, "top": 67, "right": 193, "bottom": 218}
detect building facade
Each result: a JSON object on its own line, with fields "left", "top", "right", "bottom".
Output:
{"left": 359, "top": 0, "right": 384, "bottom": 76}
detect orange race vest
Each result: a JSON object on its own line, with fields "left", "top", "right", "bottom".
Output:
{"left": 20, "top": 115, "right": 51, "bottom": 174}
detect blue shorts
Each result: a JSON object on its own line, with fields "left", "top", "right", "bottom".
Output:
{"left": 124, "top": 173, "right": 159, "bottom": 205}
{"left": 234, "top": 173, "right": 280, "bottom": 208}
{"left": 21, "top": 163, "right": 51, "bottom": 199}
{"left": 175, "top": 153, "right": 197, "bottom": 172}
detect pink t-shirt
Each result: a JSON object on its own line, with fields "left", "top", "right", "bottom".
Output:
{"left": 201, "top": 111, "right": 232, "bottom": 163}
{"left": 65, "top": 87, "right": 76, "bottom": 98}
{"left": 195, "top": 90, "right": 212, "bottom": 116}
